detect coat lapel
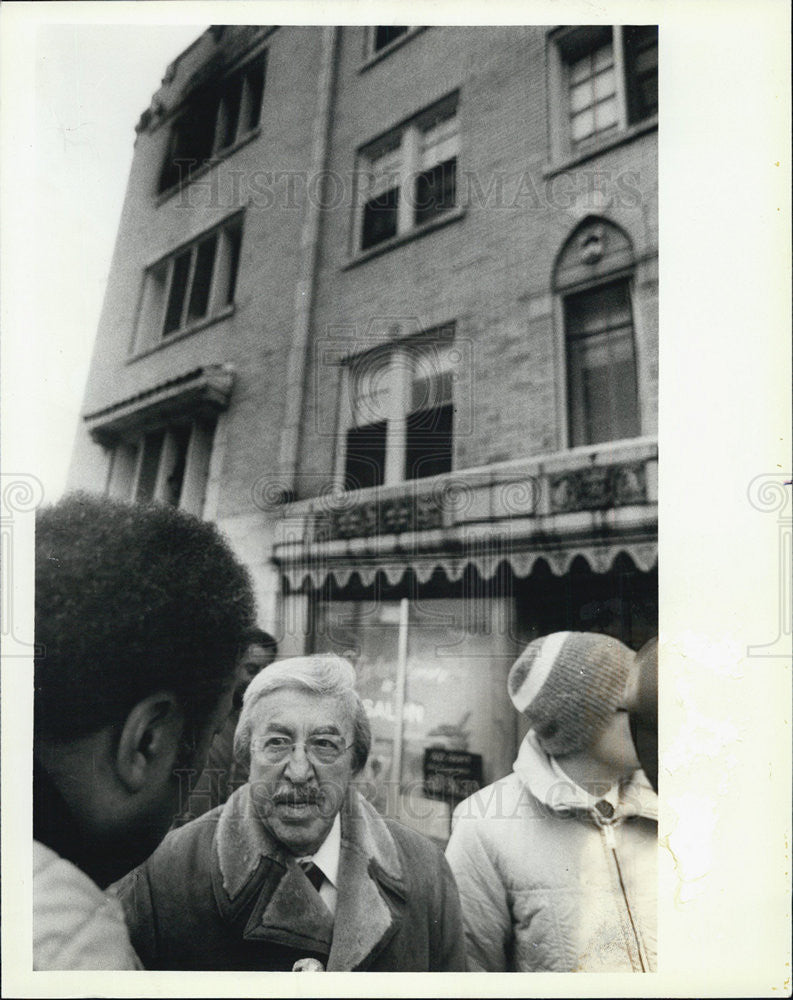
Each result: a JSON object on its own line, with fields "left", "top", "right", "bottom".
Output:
{"left": 327, "top": 790, "right": 406, "bottom": 971}
{"left": 212, "top": 783, "right": 406, "bottom": 969}
{"left": 212, "top": 785, "right": 333, "bottom": 956}
{"left": 243, "top": 864, "right": 333, "bottom": 953}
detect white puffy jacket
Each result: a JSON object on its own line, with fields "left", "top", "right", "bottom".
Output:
{"left": 445, "top": 733, "right": 657, "bottom": 972}
{"left": 33, "top": 840, "right": 143, "bottom": 970}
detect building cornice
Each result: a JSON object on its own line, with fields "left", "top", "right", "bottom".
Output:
{"left": 83, "top": 364, "right": 235, "bottom": 445}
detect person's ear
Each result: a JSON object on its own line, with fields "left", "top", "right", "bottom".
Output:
{"left": 114, "top": 692, "right": 185, "bottom": 793}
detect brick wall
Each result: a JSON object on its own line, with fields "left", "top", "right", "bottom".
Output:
{"left": 296, "top": 26, "right": 658, "bottom": 496}
{"left": 69, "top": 23, "right": 658, "bottom": 534}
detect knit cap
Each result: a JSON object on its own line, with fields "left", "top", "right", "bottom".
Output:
{"left": 508, "top": 631, "right": 634, "bottom": 757}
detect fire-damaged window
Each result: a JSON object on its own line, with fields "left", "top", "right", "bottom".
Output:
{"left": 157, "top": 53, "right": 266, "bottom": 194}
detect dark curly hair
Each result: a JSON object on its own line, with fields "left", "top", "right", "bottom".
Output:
{"left": 35, "top": 492, "right": 256, "bottom": 743}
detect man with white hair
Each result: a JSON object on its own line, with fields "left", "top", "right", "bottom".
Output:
{"left": 115, "top": 655, "right": 466, "bottom": 971}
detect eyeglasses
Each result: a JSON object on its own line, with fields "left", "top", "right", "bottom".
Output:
{"left": 253, "top": 735, "right": 354, "bottom": 765}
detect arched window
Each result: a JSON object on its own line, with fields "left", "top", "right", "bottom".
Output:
{"left": 554, "top": 217, "right": 640, "bottom": 447}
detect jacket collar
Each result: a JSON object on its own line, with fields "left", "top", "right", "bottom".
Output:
{"left": 212, "top": 783, "right": 406, "bottom": 970}
{"left": 514, "top": 730, "right": 658, "bottom": 822}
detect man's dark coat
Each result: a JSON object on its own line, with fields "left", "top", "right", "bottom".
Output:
{"left": 115, "top": 784, "right": 466, "bottom": 971}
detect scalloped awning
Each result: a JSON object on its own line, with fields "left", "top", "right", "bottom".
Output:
{"left": 279, "top": 537, "right": 657, "bottom": 590}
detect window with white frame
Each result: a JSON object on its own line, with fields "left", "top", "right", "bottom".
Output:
{"left": 340, "top": 331, "right": 457, "bottom": 491}
{"left": 565, "top": 280, "right": 640, "bottom": 446}
{"left": 356, "top": 93, "right": 459, "bottom": 253}
{"left": 158, "top": 54, "right": 266, "bottom": 194}
{"left": 549, "top": 26, "right": 657, "bottom": 160}
{"left": 134, "top": 214, "right": 243, "bottom": 353}
{"left": 106, "top": 418, "right": 217, "bottom": 517}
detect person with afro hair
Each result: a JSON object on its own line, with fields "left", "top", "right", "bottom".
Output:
{"left": 33, "top": 492, "right": 256, "bottom": 970}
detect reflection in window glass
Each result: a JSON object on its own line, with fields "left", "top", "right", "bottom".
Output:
{"left": 314, "top": 596, "right": 517, "bottom": 842}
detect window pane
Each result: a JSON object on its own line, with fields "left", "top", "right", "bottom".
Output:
{"left": 421, "top": 111, "right": 459, "bottom": 169}
{"left": 350, "top": 352, "right": 391, "bottom": 425}
{"left": 135, "top": 430, "right": 165, "bottom": 502}
{"left": 158, "top": 127, "right": 184, "bottom": 193}
{"left": 593, "top": 66, "right": 616, "bottom": 100}
{"left": 107, "top": 441, "right": 139, "bottom": 499}
{"left": 570, "top": 80, "right": 593, "bottom": 113}
{"left": 404, "top": 403, "right": 453, "bottom": 480}
{"left": 185, "top": 101, "right": 217, "bottom": 166}
{"left": 569, "top": 40, "right": 617, "bottom": 144}
{"left": 594, "top": 96, "right": 619, "bottom": 131}
{"left": 569, "top": 53, "right": 593, "bottom": 85}
{"left": 610, "top": 351, "right": 641, "bottom": 439}
{"left": 163, "top": 251, "right": 191, "bottom": 334}
{"left": 159, "top": 97, "right": 217, "bottom": 192}
{"left": 162, "top": 425, "right": 192, "bottom": 506}
{"left": 566, "top": 281, "right": 632, "bottom": 335}
{"left": 374, "top": 26, "right": 409, "bottom": 51}
{"left": 566, "top": 281, "right": 639, "bottom": 445}
{"left": 216, "top": 77, "right": 243, "bottom": 150}
{"left": 362, "top": 186, "right": 399, "bottom": 249}
{"left": 580, "top": 356, "right": 615, "bottom": 444}
{"left": 578, "top": 337, "right": 639, "bottom": 444}
{"left": 344, "top": 421, "right": 387, "bottom": 490}
{"left": 411, "top": 370, "right": 453, "bottom": 412}
{"left": 224, "top": 222, "right": 243, "bottom": 305}
{"left": 135, "top": 260, "right": 169, "bottom": 351}
{"left": 571, "top": 108, "right": 595, "bottom": 141}
{"left": 244, "top": 61, "right": 265, "bottom": 132}
{"left": 366, "top": 142, "right": 402, "bottom": 185}
{"left": 624, "top": 25, "right": 659, "bottom": 124}
{"left": 593, "top": 41, "right": 614, "bottom": 72}
{"left": 414, "top": 157, "right": 457, "bottom": 226}
{"left": 187, "top": 235, "right": 217, "bottom": 322}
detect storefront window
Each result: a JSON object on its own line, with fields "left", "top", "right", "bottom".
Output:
{"left": 313, "top": 596, "right": 519, "bottom": 842}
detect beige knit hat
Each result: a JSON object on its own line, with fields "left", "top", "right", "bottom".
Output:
{"left": 508, "top": 631, "right": 635, "bottom": 757}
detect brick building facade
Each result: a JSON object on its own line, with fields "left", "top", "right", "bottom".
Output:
{"left": 68, "top": 25, "right": 658, "bottom": 838}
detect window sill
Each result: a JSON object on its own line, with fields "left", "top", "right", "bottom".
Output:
{"left": 359, "top": 27, "right": 427, "bottom": 72}
{"left": 343, "top": 207, "right": 466, "bottom": 270}
{"left": 155, "top": 128, "right": 261, "bottom": 206}
{"left": 127, "top": 305, "right": 235, "bottom": 363}
{"left": 543, "top": 116, "right": 658, "bottom": 178}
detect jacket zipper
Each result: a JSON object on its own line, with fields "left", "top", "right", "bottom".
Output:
{"left": 601, "top": 821, "right": 648, "bottom": 972}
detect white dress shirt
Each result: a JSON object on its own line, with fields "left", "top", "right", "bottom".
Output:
{"left": 296, "top": 813, "right": 341, "bottom": 916}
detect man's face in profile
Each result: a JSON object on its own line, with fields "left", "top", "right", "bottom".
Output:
{"left": 233, "top": 643, "right": 276, "bottom": 709}
{"left": 119, "top": 682, "right": 236, "bottom": 878}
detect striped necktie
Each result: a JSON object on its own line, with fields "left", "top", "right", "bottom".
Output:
{"left": 299, "top": 860, "right": 325, "bottom": 893}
